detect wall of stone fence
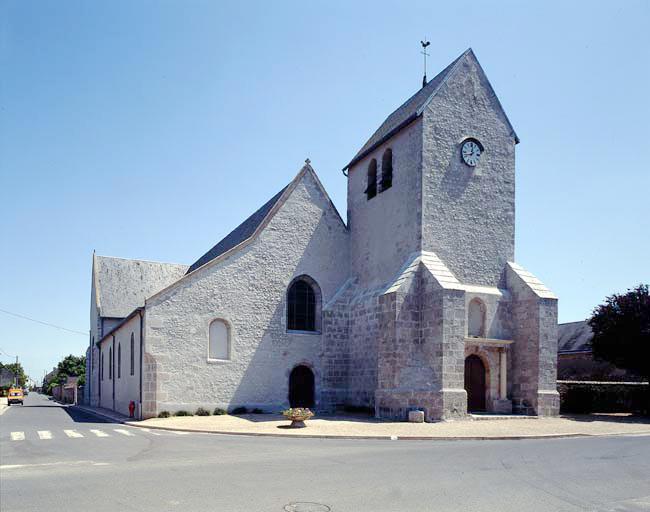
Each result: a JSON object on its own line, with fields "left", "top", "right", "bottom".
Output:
{"left": 557, "top": 380, "right": 649, "bottom": 414}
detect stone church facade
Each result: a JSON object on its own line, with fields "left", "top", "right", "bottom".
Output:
{"left": 85, "top": 49, "right": 559, "bottom": 421}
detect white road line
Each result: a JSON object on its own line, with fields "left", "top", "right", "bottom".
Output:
{"left": 139, "top": 428, "right": 161, "bottom": 436}
{"left": 37, "top": 431, "right": 52, "bottom": 440}
{"left": 64, "top": 430, "right": 84, "bottom": 438}
{"left": 89, "top": 429, "right": 109, "bottom": 437}
{"left": 172, "top": 431, "right": 190, "bottom": 435}
{"left": 10, "top": 432, "right": 25, "bottom": 441}
{"left": 114, "top": 428, "right": 135, "bottom": 437}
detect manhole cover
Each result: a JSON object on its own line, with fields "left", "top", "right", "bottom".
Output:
{"left": 283, "top": 502, "right": 331, "bottom": 512}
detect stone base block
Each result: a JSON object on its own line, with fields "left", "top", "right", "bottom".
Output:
{"left": 375, "top": 388, "right": 468, "bottom": 422}
{"left": 536, "top": 390, "right": 560, "bottom": 416}
{"left": 512, "top": 390, "right": 560, "bottom": 417}
{"left": 491, "top": 399, "right": 513, "bottom": 414}
{"left": 408, "top": 410, "right": 425, "bottom": 423}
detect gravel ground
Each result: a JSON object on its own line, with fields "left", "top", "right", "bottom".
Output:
{"left": 129, "top": 412, "right": 650, "bottom": 439}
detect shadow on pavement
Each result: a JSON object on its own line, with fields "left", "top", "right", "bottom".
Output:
{"left": 62, "top": 406, "right": 114, "bottom": 424}
{"left": 562, "top": 413, "right": 650, "bottom": 424}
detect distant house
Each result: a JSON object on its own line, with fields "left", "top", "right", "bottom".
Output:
{"left": 0, "top": 367, "right": 15, "bottom": 387}
{"left": 558, "top": 321, "right": 642, "bottom": 381}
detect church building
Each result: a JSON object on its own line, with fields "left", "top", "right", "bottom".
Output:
{"left": 85, "top": 49, "right": 560, "bottom": 421}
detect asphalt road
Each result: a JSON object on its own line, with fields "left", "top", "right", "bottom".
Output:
{"left": 1, "top": 393, "right": 649, "bottom": 512}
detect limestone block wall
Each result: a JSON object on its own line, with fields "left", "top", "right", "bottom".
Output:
{"left": 321, "top": 281, "right": 355, "bottom": 411}
{"left": 507, "top": 263, "right": 559, "bottom": 416}
{"left": 348, "top": 118, "right": 423, "bottom": 289}
{"left": 374, "top": 264, "right": 468, "bottom": 421}
{"left": 421, "top": 54, "right": 516, "bottom": 288}
{"left": 345, "top": 289, "right": 382, "bottom": 408}
{"left": 142, "top": 171, "right": 349, "bottom": 417}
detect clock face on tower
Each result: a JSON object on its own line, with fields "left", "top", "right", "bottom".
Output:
{"left": 461, "top": 139, "right": 483, "bottom": 167}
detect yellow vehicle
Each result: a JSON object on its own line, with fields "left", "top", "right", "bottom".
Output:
{"left": 7, "top": 387, "right": 24, "bottom": 405}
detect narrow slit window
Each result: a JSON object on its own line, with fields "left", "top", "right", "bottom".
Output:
{"left": 381, "top": 148, "right": 393, "bottom": 191}
{"left": 365, "top": 159, "right": 377, "bottom": 200}
{"left": 130, "top": 333, "right": 135, "bottom": 376}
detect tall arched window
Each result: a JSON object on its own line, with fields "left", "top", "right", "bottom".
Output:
{"left": 365, "top": 159, "right": 377, "bottom": 200}
{"left": 468, "top": 298, "right": 486, "bottom": 337}
{"left": 287, "top": 276, "right": 321, "bottom": 332}
{"left": 209, "top": 319, "right": 231, "bottom": 360}
{"left": 381, "top": 148, "right": 393, "bottom": 191}
{"left": 130, "top": 333, "right": 135, "bottom": 376}
{"left": 108, "top": 347, "right": 112, "bottom": 379}
{"left": 117, "top": 343, "right": 121, "bottom": 378}
{"left": 101, "top": 352, "right": 104, "bottom": 381}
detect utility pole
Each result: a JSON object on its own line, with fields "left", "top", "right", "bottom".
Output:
{"left": 14, "top": 355, "right": 19, "bottom": 387}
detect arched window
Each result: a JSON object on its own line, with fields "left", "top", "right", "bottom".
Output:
{"left": 381, "top": 148, "right": 393, "bottom": 191}
{"left": 117, "top": 343, "right": 121, "bottom": 378}
{"left": 365, "top": 159, "right": 377, "bottom": 200}
{"left": 287, "top": 276, "right": 321, "bottom": 332}
{"left": 209, "top": 319, "right": 231, "bottom": 360}
{"left": 101, "top": 352, "right": 104, "bottom": 381}
{"left": 130, "top": 333, "right": 135, "bottom": 376}
{"left": 468, "top": 298, "right": 486, "bottom": 337}
{"left": 108, "top": 347, "right": 112, "bottom": 379}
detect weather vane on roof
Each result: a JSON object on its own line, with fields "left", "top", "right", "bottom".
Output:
{"left": 421, "top": 39, "right": 431, "bottom": 88}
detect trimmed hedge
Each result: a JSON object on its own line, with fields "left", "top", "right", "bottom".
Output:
{"left": 558, "top": 381, "right": 648, "bottom": 414}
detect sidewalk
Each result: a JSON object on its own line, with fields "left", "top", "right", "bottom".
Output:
{"left": 123, "top": 412, "right": 650, "bottom": 440}
{"left": 0, "top": 397, "right": 7, "bottom": 416}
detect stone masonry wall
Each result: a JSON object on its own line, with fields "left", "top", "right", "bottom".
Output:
{"left": 421, "top": 52, "right": 516, "bottom": 288}
{"left": 347, "top": 118, "right": 423, "bottom": 289}
{"left": 142, "top": 169, "right": 349, "bottom": 417}
{"left": 507, "top": 265, "right": 560, "bottom": 416}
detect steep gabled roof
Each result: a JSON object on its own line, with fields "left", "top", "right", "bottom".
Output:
{"left": 183, "top": 162, "right": 346, "bottom": 277}
{"left": 186, "top": 186, "right": 288, "bottom": 274}
{"left": 93, "top": 254, "right": 188, "bottom": 318}
{"left": 344, "top": 48, "right": 519, "bottom": 170}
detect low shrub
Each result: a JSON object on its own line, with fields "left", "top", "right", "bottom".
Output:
{"left": 195, "top": 407, "right": 211, "bottom": 416}
{"left": 174, "top": 410, "right": 193, "bottom": 417}
{"left": 213, "top": 407, "right": 227, "bottom": 415}
{"left": 231, "top": 406, "right": 248, "bottom": 415}
{"left": 158, "top": 410, "right": 170, "bottom": 418}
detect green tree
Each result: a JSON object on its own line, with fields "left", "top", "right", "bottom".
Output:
{"left": 589, "top": 284, "right": 650, "bottom": 413}
{"left": 45, "top": 354, "right": 86, "bottom": 393}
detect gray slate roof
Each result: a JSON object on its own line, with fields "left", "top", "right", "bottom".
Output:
{"left": 94, "top": 255, "right": 188, "bottom": 318}
{"left": 558, "top": 321, "right": 593, "bottom": 353}
{"left": 186, "top": 185, "right": 288, "bottom": 274}
{"left": 344, "top": 49, "right": 470, "bottom": 170}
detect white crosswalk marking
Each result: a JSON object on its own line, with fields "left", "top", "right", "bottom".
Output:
{"left": 89, "top": 429, "right": 109, "bottom": 437}
{"left": 114, "top": 429, "right": 135, "bottom": 437}
{"left": 10, "top": 432, "right": 25, "bottom": 441}
{"left": 139, "top": 428, "right": 161, "bottom": 436}
{"left": 37, "top": 431, "right": 52, "bottom": 440}
{"left": 64, "top": 430, "right": 84, "bottom": 438}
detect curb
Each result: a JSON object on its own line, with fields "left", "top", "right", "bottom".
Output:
{"left": 122, "top": 421, "right": 650, "bottom": 441}
{"left": 0, "top": 405, "right": 8, "bottom": 416}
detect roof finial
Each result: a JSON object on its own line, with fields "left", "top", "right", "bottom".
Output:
{"left": 420, "top": 39, "right": 431, "bottom": 88}
{"left": 305, "top": 158, "right": 311, "bottom": 165}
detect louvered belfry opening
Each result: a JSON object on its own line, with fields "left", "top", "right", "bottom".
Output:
{"left": 287, "top": 279, "right": 316, "bottom": 331}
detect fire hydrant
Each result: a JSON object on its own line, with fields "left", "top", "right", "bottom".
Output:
{"left": 128, "top": 401, "right": 135, "bottom": 418}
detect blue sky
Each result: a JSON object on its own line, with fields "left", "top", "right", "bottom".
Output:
{"left": 1, "top": 1, "right": 648, "bottom": 383}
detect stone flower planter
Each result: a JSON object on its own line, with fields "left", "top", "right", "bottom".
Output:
{"left": 282, "top": 408, "right": 314, "bottom": 428}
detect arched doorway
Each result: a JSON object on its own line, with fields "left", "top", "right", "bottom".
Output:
{"left": 289, "top": 365, "right": 315, "bottom": 408}
{"left": 464, "top": 355, "right": 486, "bottom": 412}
